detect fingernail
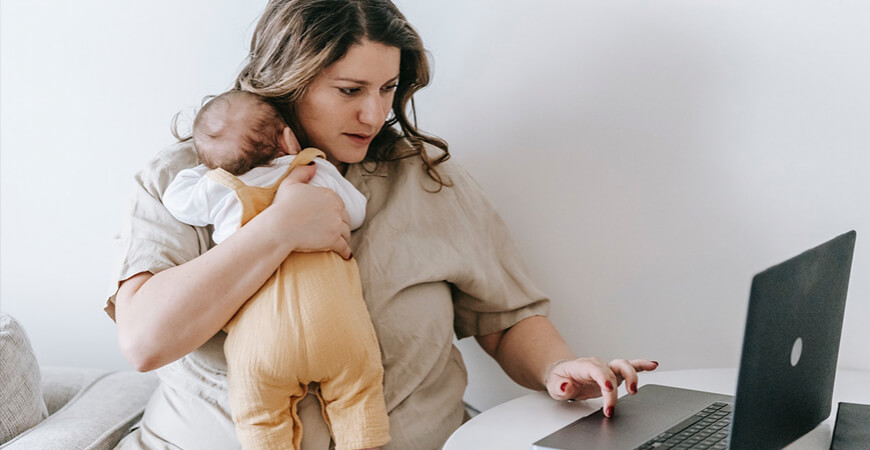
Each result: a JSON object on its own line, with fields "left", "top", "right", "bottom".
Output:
{"left": 560, "top": 382, "right": 568, "bottom": 393}
{"left": 605, "top": 380, "right": 613, "bottom": 391}
{"left": 606, "top": 406, "right": 614, "bottom": 417}
{"left": 652, "top": 361, "right": 659, "bottom": 366}
{"left": 631, "top": 382, "right": 637, "bottom": 393}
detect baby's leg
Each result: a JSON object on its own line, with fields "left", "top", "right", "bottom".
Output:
{"left": 316, "top": 329, "right": 390, "bottom": 450}
{"left": 228, "top": 374, "right": 306, "bottom": 450}
{"left": 224, "top": 307, "right": 307, "bottom": 450}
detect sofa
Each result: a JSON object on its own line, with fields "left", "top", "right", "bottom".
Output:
{"left": 0, "top": 313, "right": 158, "bottom": 450}
{"left": 1, "top": 313, "right": 481, "bottom": 449}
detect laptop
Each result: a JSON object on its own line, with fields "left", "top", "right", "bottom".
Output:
{"left": 534, "top": 230, "right": 857, "bottom": 450}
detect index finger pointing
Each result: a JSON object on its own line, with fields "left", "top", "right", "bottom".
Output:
{"left": 589, "top": 367, "right": 618, "bottom": 417}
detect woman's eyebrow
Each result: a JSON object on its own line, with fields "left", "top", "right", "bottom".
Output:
{"left": 333, "top": 75, "right": 400, "bottom": 85}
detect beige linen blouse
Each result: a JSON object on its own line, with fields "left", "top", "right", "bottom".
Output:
{"left": 106, "top": 138, "right": 550, "bottom": 450}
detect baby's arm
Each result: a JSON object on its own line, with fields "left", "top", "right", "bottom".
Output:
{"left": 163, "top": 165, "right": 215, "bottom": 227}
{"left": 164, "top": 167, "right": 244, "bottom": 244}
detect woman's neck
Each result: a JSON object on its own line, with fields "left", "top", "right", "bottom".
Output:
{"left": 322, "top": 152, "right": 349, "bottom": 175}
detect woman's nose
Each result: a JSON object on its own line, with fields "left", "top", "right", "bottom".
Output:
{"left": 358, "top": 93, "right": 388, "bottom": 127}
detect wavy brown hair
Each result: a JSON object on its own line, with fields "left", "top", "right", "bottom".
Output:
{"left": 235, "top": 0, "right": 450, "bottom": 187}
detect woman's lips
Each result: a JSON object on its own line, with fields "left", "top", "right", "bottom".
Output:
{"left": 344, "top": 133, "right": 374, "bottom": 146}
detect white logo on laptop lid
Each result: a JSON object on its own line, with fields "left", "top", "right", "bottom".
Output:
{"left": 791, "top": 337, "right": 803, "bottom": 367}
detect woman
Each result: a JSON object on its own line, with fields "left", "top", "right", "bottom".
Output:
{"left": 109, "top": 0, "right": 657, "bottom": 448}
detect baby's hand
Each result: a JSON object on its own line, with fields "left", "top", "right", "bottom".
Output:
{"left": 281, "top": 127, "right": 302, "bottom": 155}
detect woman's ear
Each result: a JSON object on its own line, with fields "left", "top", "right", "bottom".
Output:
{"left": 279, "top": 127, "right": 301, "bottom": 155}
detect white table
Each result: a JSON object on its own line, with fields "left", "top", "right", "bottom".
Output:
{"left": 444, "top": 368, "right": 870, "bottom": 450}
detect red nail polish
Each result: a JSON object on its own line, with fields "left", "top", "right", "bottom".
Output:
{"left": 606, "top": 406, "right": 614, "bottom": 417}
{"left": 652, "top": 361, "right": 659, "bottom": 366}
{"left": 631, "top": 382, "right": 637, "bottom": 393}
{"left": 560, "top": 382, "right": 568, "bottom": 392}
{"left": 605, "top": 380, "right": 613, "bottom": 391}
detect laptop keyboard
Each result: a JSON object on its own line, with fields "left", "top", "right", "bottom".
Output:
{"left": 634, "top": 401, "right": 733, "bottom": 449}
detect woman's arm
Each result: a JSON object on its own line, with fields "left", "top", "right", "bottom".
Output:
{"left": 476, "top": 315, "right": 657, "bottom": 417}
{"left": 116, "top": 165, "right": 351, "bottom": 372}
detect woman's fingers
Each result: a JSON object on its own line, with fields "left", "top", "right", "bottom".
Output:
{"left": 271, "top": 172, "right": 352, "bottom": 257}
{"left": 340, "top": 208, "right": 351, "bottom": 239}
{"left": 608, "top": 359, "right": 639, "bottom": 395}
{"left": 546, "top": 358, "right": 618, "bottom": 416}
{"left": 634, "top": 359, "right": 660, "bottom": 372}
{"left": 287, "top": 164, "right": 317, "bottom": 184}
{"left": 547, "top": 358, "right": 659, "bottom": 418}
{"left": 608, "top": 359, "right": 660, "bottom": 394}
{"left": 332, "top": 235, "right": 352, "bottom": 260}
{"left": 325, "top": 193, "right": 351, "bottom": 259}
{"left": 588, "top": 364, "right": 619, "bottom": 417}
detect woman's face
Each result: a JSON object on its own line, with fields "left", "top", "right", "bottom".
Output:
{"left": 296, "top": 39, "right": 401, "bottom": 166}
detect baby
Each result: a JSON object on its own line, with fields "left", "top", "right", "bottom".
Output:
{"left": 163, "top": 90, "right": 390, "bottom": 450}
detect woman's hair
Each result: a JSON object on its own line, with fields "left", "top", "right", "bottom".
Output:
{"left": 235, "top": 0, "right": 451, "bottom": 187}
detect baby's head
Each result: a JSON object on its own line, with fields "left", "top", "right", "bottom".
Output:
{"left": 192, "top": 90, "right": 292, "bottom": 175}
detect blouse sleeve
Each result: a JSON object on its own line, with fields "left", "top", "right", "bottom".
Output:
{"left": 104, "top": 142, "right": 212, "bottom": 320}
{"left": 437, "top": 161, "right": 551, "bottom": 339}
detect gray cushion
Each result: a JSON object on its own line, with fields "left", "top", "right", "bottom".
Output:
{"left": 0, "top": 313, "right": 49, "bottom": 444}
{"left": 1, "top": 370, "right": 158, "bottom": 450}
{"left": 40, "top": 366, "right": 108, "bottom": 415}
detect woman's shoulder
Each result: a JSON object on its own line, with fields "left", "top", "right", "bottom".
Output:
{"left": 359, "top": 139, "right": 493, "bottom": 212}
{"left": 147, "top": 140, "right": 199, "bottom": 174}
{"left": 369, "top": 139, "right": 506, "bottom": 231}
{"left": 135, "top": 140, "right": 200, "bottom": 196}
{"left": 385, "top": 138, "right": 471, "bottom": 188}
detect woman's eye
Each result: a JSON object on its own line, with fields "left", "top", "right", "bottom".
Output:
{"left": 382, "top": 84, "right": 399, "bottom": 92}
{"left": 339, "top": 87, "right": 360, "bottom": 95}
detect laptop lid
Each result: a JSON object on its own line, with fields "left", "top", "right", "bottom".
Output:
{"left": 533, "top": 230, "right": 856, "bottom": 449}
{"left": 730, "top": 230, "right": 856, "bottom": 448}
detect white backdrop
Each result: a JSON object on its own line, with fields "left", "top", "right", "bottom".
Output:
{"left": 2, "top": 0, "right": 868, "bottom": 412}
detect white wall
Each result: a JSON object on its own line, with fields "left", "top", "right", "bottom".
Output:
{"left": 0, "top": 0, "right": 267, "bottom": 369}
{"left": 2, "top": 0, "right": 868, "bottom": 412}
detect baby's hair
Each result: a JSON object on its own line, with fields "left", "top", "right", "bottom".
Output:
{"left": 172, "top": 90, "right": 288, "bottom": 176}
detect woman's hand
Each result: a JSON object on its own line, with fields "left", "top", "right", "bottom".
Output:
{"left": 115, "top": 162, "right": 354, "bottom": 371}
{"left": 545, "top": 358, "right": 659, "bottom": 417}
{"left": 475, "top": 317, "right": 656, "bottom": 418}
{"left": 270, "top": 164, "right": 353, "bottom": 259}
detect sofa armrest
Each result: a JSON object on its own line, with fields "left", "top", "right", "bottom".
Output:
{"left": 1, "top": 370, "right": 158, "bottom": 450}
{"left": 40, "top": 366, "right": 108, "bottom": 415}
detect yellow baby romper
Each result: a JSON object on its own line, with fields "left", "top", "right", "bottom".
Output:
{"left": 209, "top": 149, "right": 391, "bottom": 450}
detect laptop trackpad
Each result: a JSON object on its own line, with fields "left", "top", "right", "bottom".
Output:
{"left": 533, "top": 384, "right": 734, "bottom": 449}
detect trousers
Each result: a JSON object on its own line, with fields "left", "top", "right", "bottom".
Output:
{"left": 212, "top": 149, "right": 390, "bottom": 450}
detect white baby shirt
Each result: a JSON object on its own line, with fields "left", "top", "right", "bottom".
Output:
{"left": 163, "top": 155, "right": 366, "bottom": 244}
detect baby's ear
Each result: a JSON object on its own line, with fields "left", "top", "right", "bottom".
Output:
{"left": 280, "top": 127, "right": 301, "bottom": 155}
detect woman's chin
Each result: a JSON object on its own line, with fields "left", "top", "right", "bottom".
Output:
{"left": 335, "top": 149, "right": 369, "bottom": 165}
{"left": 322, "top": 148, "right": 368, "bottom": 166}
{"left": 345, "top": 153, "right": 368, "bottom": 164}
